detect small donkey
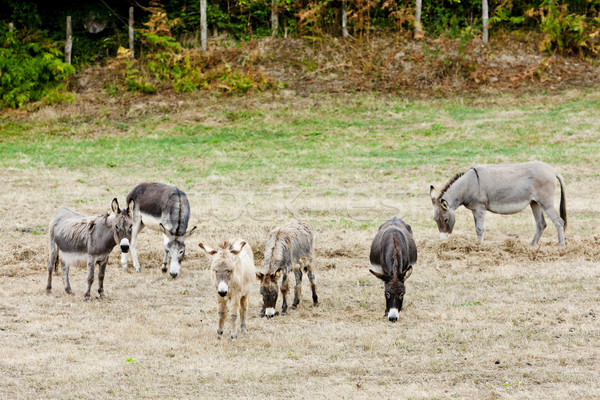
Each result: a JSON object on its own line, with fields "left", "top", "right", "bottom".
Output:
{"left": 46, "top": 198, "right": 133, "bottom": 301}
{"left": 256, "top": 220, "right": 318, "bottom": 318}
{"left": 199, "top": 239, "right": 256, "bottom": 340}
{"left": 123, "top": 183, "right": 197, "bottom": 278}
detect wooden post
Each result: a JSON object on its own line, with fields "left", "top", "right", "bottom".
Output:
{"left": 200, "top": 0, "right": 207, "bottom": 51}
{"left": 65, "top": 16, "right": 72, "bottom": 64}
{"left": 129, "top": 7, "right": 135, "bottom": 58}
{"left": 482, "top": 0, "right": 489, "bottom": 44}
{"left": 414, "top": 0, "right": 423, "bottom": 39}
{"left": 271, "top": 0, "right": 279, "bottom": 37}
{"left": 8, "top": 22, "right": 14, "bottom": 33}
{"left": 342, "top": 0, "right": 348, "bottom": 38}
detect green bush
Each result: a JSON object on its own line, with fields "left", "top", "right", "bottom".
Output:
{"left": 0, "top": 29, "right": 75, "bottom": 108}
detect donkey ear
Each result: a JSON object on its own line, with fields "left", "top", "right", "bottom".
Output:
{"left": 440, "top": 199, "right": 449, "bottom": 211}
{"left": 183, "top": 226, "right": 197, "bottom": 239}
{"left": 111, "top": 198, "right": 119, "bottom": 214}
{"left": 430, "top": 186, "right": 438, "bottom": 203}
{"left": 198, "top": 242, "right": 217, "bottom": 255}
{"left": 403, "top": 265, "right": 413, "bottom": 280}
{"left": 230, "top": 241, "right": 246, "bottom": 255}
{"left": 369, "top": 269, "right": 391, "bottom": 282}
{"left": 127, "top": 199, "right": 135, "bottom": 213}
{"left": 256, "top": 272, "right": 265, "bottom": 280}
{"left": 159, "top": 223, "right": 172, "bottom": 237}
{"left": 273, "top": 268, "right": 283, "bottom": 279}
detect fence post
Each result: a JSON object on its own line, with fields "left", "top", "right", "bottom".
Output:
{"left": 271, "top": 0, "right": 279, "bottom": 37}
{"left": 482, "top": 0, "right": 489, "bottom": 43}
{"left": 65, "top": 16, "right": 72, "bottom": 64}
{"left": 8, "top": 22, "right": 14, "bottom": 33}
{"left": 200, "top": 0, "right": 207, "bottom": 51}
{"left": 342, "top": 0, "right": 349, "bottom": 38}
{"left": 414, "top": 0, "right": 423, "bottom": 39}
{"left": 129, "top": 7, "right": 135, "bottom": 58}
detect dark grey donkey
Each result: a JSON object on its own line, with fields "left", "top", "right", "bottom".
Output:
{"left": 369, "top": 217, "right": 417, "bottom": 322}
{"left": 122, "top": 183, "right": 197, "bottom": 278}
{"left": 256, "top": 220, "right": 318, "bottom": 318}
{"left": 46, "top": 198, "right": 133, "bottom": 300}
{"left": 430, "top": 160, "right": 567, "bottom": 246}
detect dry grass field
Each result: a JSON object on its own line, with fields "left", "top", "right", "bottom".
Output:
{"left": 1, "top": 89, "right": 599, "bottom": 399}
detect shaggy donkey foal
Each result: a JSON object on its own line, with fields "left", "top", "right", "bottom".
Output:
{"left": 199, "top": 239, "right": 255, "bottom": 340}
{"left": 369, "top": 217, "right": 417, "bottom": 322}
{"left": 257, "top": 220, "right": 318, "bottom": 318}
{"left": 46, "top": 198, "right": 133, "bottom": 301}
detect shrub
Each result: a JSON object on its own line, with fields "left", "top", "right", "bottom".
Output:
{"left": 0, "top": 29, "right": 75, "bottom": 108}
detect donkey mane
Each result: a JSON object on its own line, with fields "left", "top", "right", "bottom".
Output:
{"left": 267, "top": 228, "right": 282, "bottom": 272}
{"left": 438, "top": 172, "right": 465, "bottom": 198}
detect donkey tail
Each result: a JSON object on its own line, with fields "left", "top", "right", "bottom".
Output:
{"left": 556, "top": 172, "right": 567, "bottom": 231}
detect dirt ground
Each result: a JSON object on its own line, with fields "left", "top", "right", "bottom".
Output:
{"left": 1, "top": 156, "right": 599, "bottom": 398}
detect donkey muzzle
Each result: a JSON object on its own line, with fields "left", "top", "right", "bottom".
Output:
{"left": 218, "top": 282, "right": 228, "bottom": 297}
{"left": 388, "top": 308, "right": 399, "bottom": 322}
{"left": 120, "top": 238, "right": 130, "bottom": 253}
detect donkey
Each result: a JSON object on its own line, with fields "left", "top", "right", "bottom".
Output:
{"left": 430, "top": 161, "right": 567, "bottom": 246}
{"left": 46, "top": 198, "right": 133, "bottom": 301}
{"left": 122, "top": 183, "right": 197, "bottom": 278}
{"left": 199, "top": 239, "right": 255, "bottom": 340}
{"left": 369, "top": 217, "right": 417, "bottom": 322}
{"left": 256, "top": 220, "right": 318, "bottom": 318}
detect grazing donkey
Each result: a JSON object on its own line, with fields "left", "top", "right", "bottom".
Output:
{"left": 199, "top": 239, "right": 255, "bottom": 340}
{"left": 46, "top": 199, "right": 133, "bottom": 301}
{"left": 369, "top": 217, "right": 417, "bottom": 322}
{"left": 430, "top": 161, "right": 567, "bottom": 246}
{"left": 256, "top": 220, "right": 318, "bottom": 318}
{"left": 123, "top": 183, "right": 197, "bottom": 278}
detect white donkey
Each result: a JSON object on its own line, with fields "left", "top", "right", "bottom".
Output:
{"left": 122, "top": 183, "right": 197, "bottom": 278}
{"left": 199, "top": 239, "right": 255, "bottom": 340}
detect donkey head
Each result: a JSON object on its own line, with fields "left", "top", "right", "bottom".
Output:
{"left": 159, "top": 224, "right": 197, "bottom": 279}
{"left": 256, "top": 269, "right": 282, "bottom": 318}
{"left": 369, "top": 266, "right": 413, "bottom": 322}
{"left": 199, "top": 240, "right": 245, "bottom": 298}
{"left": 430, "top": 186, "right": 455, "bottom": 239}
{"left": 111, "top": 198, "right": 133, "bottom": 253}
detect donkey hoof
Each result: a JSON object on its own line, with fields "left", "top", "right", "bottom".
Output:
{"left": 281, "top": 312, "right": 286, "bottom": 317}
{"left": 161, "top": 267, "right": 167, "bottom": 273}
{"left": 231, "top": 334, "right": 237, "bottom": 341}
{"left": 289, "top": 305, "right": 297, "bottom": 310}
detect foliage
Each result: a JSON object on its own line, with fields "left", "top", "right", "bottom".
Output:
{"left": 526, "top": 0, "right": 600, "bottom": 55}
{"left": 0, "top": 28, "right": 75, "bottom": 108}
{"left": 114, "top": 1, "right": 272, "bottom": 95}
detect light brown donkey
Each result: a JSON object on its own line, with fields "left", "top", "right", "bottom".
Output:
{"left": 199, "top": 239, "right": 255, "bottom": 340}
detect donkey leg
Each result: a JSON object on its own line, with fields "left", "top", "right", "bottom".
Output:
{"left": 471, "top": 208, "right": 486, "bottom": 243}
{"left": 291, "top": 268, "right": 303, "bottom": 309}
{"left": 97, "top": 259, "right": 108, "bottom": 298}
{"left": 84, "top": 257, "right": 95, "bottom": 301}
{"left": 540, "top": 202, "right": 565, "bottom": 246}
{"left": 530, "top": 202, "right": 547, "bottom": 246}
{"left": 47, "top": 243, "right": 58, "bottom": 294}
{"left": 230, "top": 296, "right": 241, "bottom": 340}
{"left": 217, "top": 297, "right": 227, "bottom": 339}
{"left": 61, "top": 260, "right": 73, "bottom": 295}
{"left": 240, "top": 295, "right": 249, "bottom": 333}
{"left": 128, "top": 220, "right": 143, "bottom": 272}
{"left": 306, "top": 264, "right": 319, "bottom": 306}
{"left": 161, "top": 234, "right": 169, "bottom": 273}
{"left": 280, "top": 273, "right": 289, "bottom": 316}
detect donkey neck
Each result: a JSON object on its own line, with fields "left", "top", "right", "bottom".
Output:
{"left": 88, "top": 214, "right": 117, "bottom": 255}
{"left": 441, "top": 169, "right": 479, "bottom": 209}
